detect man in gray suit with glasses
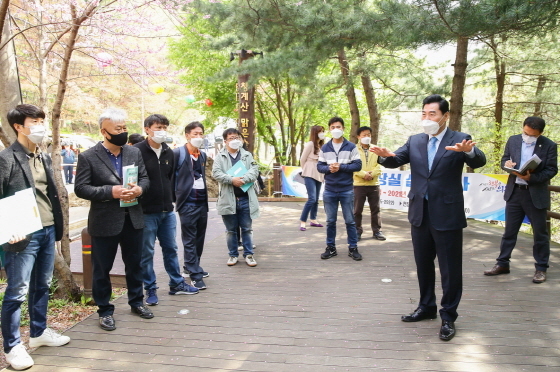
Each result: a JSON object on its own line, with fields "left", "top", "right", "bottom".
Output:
{"left": 75, "top": 108, "right": 153, "bottom": 331}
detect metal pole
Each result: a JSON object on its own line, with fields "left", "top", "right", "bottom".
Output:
{"left": 81, "top": 227, "right": 93, "bottom": 297}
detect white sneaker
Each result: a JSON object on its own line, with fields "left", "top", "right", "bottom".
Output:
{"left": 245, "top": 255, "right": 257, "bottom": 267}
{"left": 227, "top": 256, "right": 238, "bottom": 266}
{"left": 29, "top": 328, "right": 71, "bottom": 348}
{"left": 6, "top": 343, "right": 34, "bottom": 370}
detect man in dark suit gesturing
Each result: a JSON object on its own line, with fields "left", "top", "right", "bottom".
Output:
{"left": 371, "top": 95, "right": 486, "bottom": 341}
{"left": 75, "top": 108, "right": 153, "bottom": 331}
{"left": 484, "top": 117, "right": 558, "bottom": 283}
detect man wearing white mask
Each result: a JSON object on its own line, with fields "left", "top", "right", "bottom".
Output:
{"left": 174, "top": 121, "right": 210, "bottom": 289}
{"left": 353, "top": 126, "right": 385, "bottom": 241}
{"left": 317, "top": 117, "right": 363, "bottom": 261}
{"left": 213, "top": 128, "right": 260, "bottom": 267}
{"left": 371, "top": 95, "right": 486, "bottom": 341}
{"left": 135, "top": 115, "right": 199, "bottom": 306}
{"left": 484, "top": 116, "right": 557, "bottom": 283}
{"left": 0, "top": 104, "right": 70, "bottom": 370}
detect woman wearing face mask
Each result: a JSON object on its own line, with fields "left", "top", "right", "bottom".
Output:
{"left": 298, "top": 125, "right": 325, "bottom": 231}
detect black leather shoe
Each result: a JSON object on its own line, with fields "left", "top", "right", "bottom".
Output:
{"left": 131, "top": 305, "right": 154, "bottom": 319}
{"left": 484, "top": 264, "right": 510, "bottom": 276}
{"left": 439, "top": 320, "right": 456, "bottom": 341}
{"left": 401, "top": 308, "right": 437, "bottom": 322}
{"left": 99, "top": 315, "right": 116, "bottom": 331}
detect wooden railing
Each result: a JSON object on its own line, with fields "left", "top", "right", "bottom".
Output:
{"left": 548, "top": 185, "right": 560, "bottom": 240}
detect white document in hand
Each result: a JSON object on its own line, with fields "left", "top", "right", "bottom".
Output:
{"left": 0, "top": 188, "right": 43, "bottom": 245}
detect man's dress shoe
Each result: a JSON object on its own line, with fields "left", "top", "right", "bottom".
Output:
{"left": 401, "top": 308, "right": 437, "bottom": 322}
{"left": 99, "top": 315, "right": 116, "bottom": 331}
{"left": 484, "top": 264, "right": 510, "bottom": 276}
{"left": 439, "top": 320, "right": 456, "bottom": 341}
{"left": 131, "top": 305, "right": 154, "bottom": 319}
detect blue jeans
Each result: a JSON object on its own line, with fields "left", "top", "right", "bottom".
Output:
{"left": 300, "top": 177, "right": 322, "bottom": 222}
{"left": 323, "top": 190, "right": 358, "bottom": 248}
{"left": 222, "top": 197, "right": 254, "bottom": 257}
{"left": 142, "top": 212, "right": 184, "bottom": 289}
{"left": 1, "top": 226, "right": 55, "bottom": 353}
{"left": 63, "top": 165, "right": 73, "bottom": 183}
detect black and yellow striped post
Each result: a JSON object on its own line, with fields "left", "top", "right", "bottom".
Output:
{"left": 81, "top": 227, "right": 93, "bottom": 297}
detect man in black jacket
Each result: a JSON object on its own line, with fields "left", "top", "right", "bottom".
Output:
{"left": 135, "top": 114, "right": 198, "bottom": 306}
{"left": 0, "top": 104, "right": 70, "bottom": 370}
{"left": 484, "top": 117, "right": 558, "bottom": 283}
{"left": 75, "top": 108, "right": 153, "bottom": 331}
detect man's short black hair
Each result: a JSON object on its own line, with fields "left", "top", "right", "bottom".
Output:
{"left": 422, "top": 94, "right": 449, "bottom": 115}
{"left": 222, "top": 127, "right": 242, "bottom": 139}
{"left": 144, "top": 114, "right": 169, "bottom": 128}
{"left": 356, "top": 126, "right": 372, "bottom": 136}
{"left": 128, "top": 133, "right": 145, "bottom": 145}
{"left": 185, "top": 121, "right": 204, "bottom": 134}
{"left": 523, "top": 116, "right": 546, "bottom": 133}
{"left": 7, "top": 104, "right": 46, "bottom": 134}
{"left": 328, "top": 116, "right": 344, "bottom": 127}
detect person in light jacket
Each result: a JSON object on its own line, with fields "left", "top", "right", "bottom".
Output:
{"left": 212, "top": 128, "right": 260, "bottom": 267}
{"left": 299, "top": 125, "right": 325, "bottom": 231}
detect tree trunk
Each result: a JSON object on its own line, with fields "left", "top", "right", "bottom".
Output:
{"left": 533, "top": 75, "right": 546, "bottom": 117}
{"left": 361, "top": 73, "right": 380, "bottom": 145}
{"left": 50, "top": 2, "right": 99, "bottom": 300}
{"left": 491, "top": 36, "right": 507, "bottom": 172}
{"left": 0, "top": 7, "right": 20, "bottom": 148}
{"left": 449, "top": 36, "right": 469, "bottom": 132}
{"left": 337, "top": 49, "right": 360, "bottom": 142}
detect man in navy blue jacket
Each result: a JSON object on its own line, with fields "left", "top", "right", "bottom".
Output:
{"left": 371, "top": 95, "right": 486, "bottom": 341}
{"left": 317, "top": 117, "right": 363, "bottom": 261}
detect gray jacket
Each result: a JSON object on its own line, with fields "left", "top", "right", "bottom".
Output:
{"left": 0, "top": 140, "right": 63, "bottom": 251}
{"left": 74, "top": 142, "right": 149, "bottom": 237}
{"left": 212, "top": 147, "right": 260, "bottom": 219}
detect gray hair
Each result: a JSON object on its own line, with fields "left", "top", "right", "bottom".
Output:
{"left": 98, "top": 107, "right": 127, "bottom": 128}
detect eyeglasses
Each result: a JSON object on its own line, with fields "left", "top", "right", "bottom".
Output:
{"left": 227, "top": 137, "right": 240, "bottom": 141}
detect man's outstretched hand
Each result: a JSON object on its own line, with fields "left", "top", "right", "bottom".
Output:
{"left": 369, "top": 146, "right": 395, "bottom": 158}
{"left": 445, "top": 139, "right": 476, "bottom": 152}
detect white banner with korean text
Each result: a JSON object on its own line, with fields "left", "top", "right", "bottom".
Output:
{"left": 378, "top": 170, "right": 509, "bottom": 221}
{"left": 279, "top": 166, "right": 509, "bottom": 222}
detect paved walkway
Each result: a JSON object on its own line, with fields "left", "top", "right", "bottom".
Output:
{"left": 21, "top": 202, "right": 560, "bottom": 371}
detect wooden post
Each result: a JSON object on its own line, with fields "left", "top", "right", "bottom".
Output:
{"left": 233, "top": 49, "right": 262, "bottom": 154}
{"left": 81, "top": 227, "right": 93, "bottom": 297}
{"left": 273, "top": 162, "right": 281, "bottom": 197}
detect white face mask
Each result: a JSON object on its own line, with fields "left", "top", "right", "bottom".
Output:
{"left": 189, "top": 137, "right": 204, "bottom": 148}
{"left": 330, "top": 129, "right": 343, "bottom": 139}
{"left": 24, "top": 124, "right": 46, "bottom": 144}
{"left": 318, "top": 132, "right": 325, "bottom": 140}
{"left": 151, "top": 130, "right": 167, "bottom": 144}
{"left": 228, "top": 139, "right": 242, "bottom": 150}
{"left": 360, "top": 137, "right": 371, "bottom": 145}
{"left": 421, "top": 119, "right": 445, "bottom": 135}
{"left": 522, "top": 133, "right": 538, "bottom": 144}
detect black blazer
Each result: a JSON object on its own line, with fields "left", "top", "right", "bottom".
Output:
{"left": 501, "top": 134, "right": 558, "bottom": 210}
{"left": 134, "top": 140, "right": 174, "bottom": 214}
{"left": 74, "top": 142, "right": 149, "bottom": 237}
{"left": 0, "top": 140, "right": 63, "bottom": 251}
{"left": 380, "top": 128, "right": 486, "bottom": 231}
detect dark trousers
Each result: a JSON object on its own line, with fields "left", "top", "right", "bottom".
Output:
{"left": 91, "top": 215, "right": 144, "bottom": 316}
{"left": 353, "top": 185, "right": 382, "bottom": 235}
{"left": 497, "top": 186, "right": 549, "bottom": 271}
{"left": 63, "top": 165, "right": 73, "bottom": 183}
{"left": 179, "top": 203, "right": 208, "bottom": 281}
{"left": 410, "top": 200, "right": 463, "bottom": 322}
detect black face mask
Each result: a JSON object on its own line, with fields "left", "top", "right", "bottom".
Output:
{"left": 105, "top": 131, "right": 128, "bottom": 147}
